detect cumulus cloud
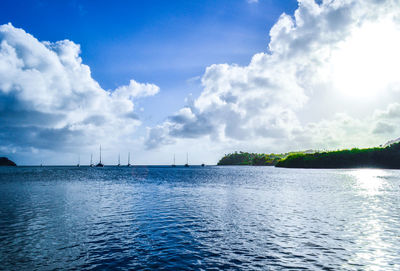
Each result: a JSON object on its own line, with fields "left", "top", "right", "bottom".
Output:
{"left": 0, "top": 23, "right": 159, "bottom": 156}
{"left": 372, "top": 122, "right": 396, "bottom": 134}
{"left": 373, "top": 103, "right": 400, "bottom": 121}
{"left": 371, "top": 103, "right": 400, "bottom": 135}
{"left": 146, "top": 0, "right": 400, "bottom": 151}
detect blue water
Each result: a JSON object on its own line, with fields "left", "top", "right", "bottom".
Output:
{"left": 0, "top": 166, "right": 399, "bottom": 270}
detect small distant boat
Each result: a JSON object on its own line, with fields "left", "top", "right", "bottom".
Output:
{"left": 90, "top": 154, "right": 94, "bottom": 167}
{"left": 184, "top": 152, "right": 189, "bottom": 167}
{"left": 77, "top": 155, "right": 80, "bottom": 167}
{"left": 96, "top": 145, "right": 104, "bottom": 167}
{"left": 201, "top": 163, "right": 205, "bottom": 167}
{"left": 117, "top": 154, "right": 121, "bottom": 167}
{"left": 172, "top": 154, "right": 176, "bottom": 167}
{"left": 127, "top": 152, "right": 131, "bottom": 167}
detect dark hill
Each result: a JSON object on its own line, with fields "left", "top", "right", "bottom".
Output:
{"left": 0, "top": 157, "right": 17, "bottom": 166}
{"left": 217, "top": 152, "right": 285, "bottom": 166}
{"left": 276, "top": 143, "right": 400, "bottom": 169}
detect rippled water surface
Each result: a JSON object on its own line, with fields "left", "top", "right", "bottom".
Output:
{"left": 0, "top": 166, "right": 399, "bottom": 270}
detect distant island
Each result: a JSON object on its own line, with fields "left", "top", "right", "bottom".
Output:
{"left": 218, "top": 142, "right": 400, "bottom": 169}
{"left": 0, "top": 157, "right": 16, "bottom": 166}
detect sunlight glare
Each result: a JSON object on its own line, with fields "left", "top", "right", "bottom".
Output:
{"left": 350, "top": 169, "right": 388, "bottom": 195}
{"left": 331, "top": 19, "right": 400, "bottom": 99}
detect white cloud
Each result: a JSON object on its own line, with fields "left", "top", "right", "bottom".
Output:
{"left": 146, "top": 0, "right": 400, "bottom": 153}
{"left": 0, "top": 23, "right": 159, "bottom": 158}
{"left": 113, "top": 79, "right": 159, "bottom": 99}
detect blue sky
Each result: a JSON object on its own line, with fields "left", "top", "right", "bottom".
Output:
{"left": 2, "top": 0, "right": 400, "bottom": 165}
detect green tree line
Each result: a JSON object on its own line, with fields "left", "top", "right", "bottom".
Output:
{"left": 217, "top": 152, "right": 285, "bottom": 166}
{"left": 276, "top": 143, "right": 400, "bottom": 168}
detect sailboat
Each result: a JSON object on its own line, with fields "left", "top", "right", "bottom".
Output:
{"left": 172, "top": 154, "right": 176, "bottom": 167}
{"left": 96, "top": 145, "right": 104, "bottom": 167}
{"left": 90, "top": 153, "right": 94, "bottom": 167}
{"left": 77, "top": 154, "right": 80, "bottom": 167}
{"left": 184, "top": 152, "right": 189, "bottom": 167}
{"left": 117, "top": 154, "right": 121, "bottom": 167}
{"left": 127, "top": 152, "right": 131, "bottom": 167}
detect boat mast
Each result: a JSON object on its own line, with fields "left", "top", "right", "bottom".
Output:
{"left": 184, "top": 152, "right": 189, "bottom": 167}
{"left": 95, "top": 145, "right": 104, "bottom": 167}
{"left": 172, "top": 154, "right": 176, "bottom": 167}
{"left": 118, "top": 154, "right": 120, "bottom": 166}
{"left": 90, "top": 153, "right": 93, "bottom": 165}
{"left": 128, "top": 152, "right": 131, "bottom": 166}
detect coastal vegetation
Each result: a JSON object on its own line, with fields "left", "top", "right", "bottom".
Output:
{"left": 276, "top": 143, "right": 400, "bottom": 168}
{"left": 218, "top": 142, "right": 400, "bottom": 169}
{"left": 217, "top": 152, "right": 286, "bottom": 166}
{"left": 0, "top": 157, "right": 16, "bottom": 166}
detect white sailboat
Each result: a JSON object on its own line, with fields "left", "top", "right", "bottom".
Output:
{"left": 96, "top": 145, "right": 104, "bottom": 167}
{"left": 172, "top": 154, "right": 176, "bottom": 167}
{"left": 184, "top": 152, "right": 189, "bottom": 167}
{"left": 127, "top": 152, "right": 131, "bottom": 167}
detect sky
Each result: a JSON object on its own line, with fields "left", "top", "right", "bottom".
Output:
{"left": 1, "top": 0, "right": 400, "bottom": 165}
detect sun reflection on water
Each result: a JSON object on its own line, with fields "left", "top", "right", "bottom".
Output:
{"left": 350, "top": 169, "right": 389, "bottom": 195}
{"left": 344, "top": 168, "right": 396, "bottom": 270}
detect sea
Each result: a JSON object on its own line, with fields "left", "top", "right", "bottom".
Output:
{"left": 0, "top": 166, "right": 399, "bottom": 270}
